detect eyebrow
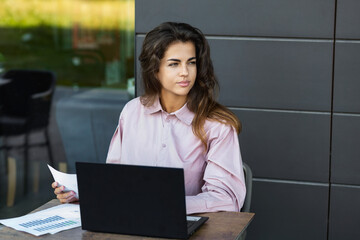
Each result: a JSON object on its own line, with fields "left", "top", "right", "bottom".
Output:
{"left": 167, "top": 57, "right": 196, "bottom": 62}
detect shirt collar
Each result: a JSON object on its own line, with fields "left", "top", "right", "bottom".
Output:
{"left": 173, "top": 102, "right": 194, "bottom": 126}
{"left": 144, "top": 98, "right": 162, "bottom": 114}
{"left": 144, "top": 98, "right": 194, "bottom": 126}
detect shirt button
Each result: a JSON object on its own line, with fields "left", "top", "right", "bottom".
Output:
{"left": 162, "top": 143, "right": 166, "bottom": 148}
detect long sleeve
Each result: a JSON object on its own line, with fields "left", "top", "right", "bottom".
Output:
{"left": 106, "top": 111, "right": 124, "bottom": 164}
{"left": 186, "top": 124, "right": 246, "bottom": 214}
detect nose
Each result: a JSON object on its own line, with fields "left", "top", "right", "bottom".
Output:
{"left": 180, "top": 64, "right": 189, "bottom": 76}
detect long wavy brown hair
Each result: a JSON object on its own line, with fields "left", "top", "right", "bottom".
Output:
{"left": 139, "top": 22, "right": 241, "bottom": 150}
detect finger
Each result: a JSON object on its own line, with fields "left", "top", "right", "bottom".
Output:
{"left": 66, "top": 195, "right": 79, "bottom": 203}
{"left": 59, "top": 197, "right": 69, "bottom": 204}
{"left": 58, "top": 191, "right": 77, "bottom": 203}
{"left": 56, "top": 192, "right": 71, "bottom": 202}
{"left": 57, "top": 193, "right": 66, "bottom": 202}
{"left": 54, "top": 186, "right": 65, "bottom": 195}
{"left": 61, "top": 191, "right": 76, "bottom": 200}
{"left": 51, "top": 182, "right": 58, "bottom": 189}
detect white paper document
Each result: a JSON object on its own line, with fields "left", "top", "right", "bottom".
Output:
{"left": 48, "top": 164, "right": 79, "bottom": 199}
{"left": 0, "top": 204, "right": 81, "bottom": 236}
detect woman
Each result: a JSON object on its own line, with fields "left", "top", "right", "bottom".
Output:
{"left": 53, "top": 22, "right": 246, "bottom": 214}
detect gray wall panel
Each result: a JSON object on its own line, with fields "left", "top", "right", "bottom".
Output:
{"left": 336, "top": 0, "right": 360, "bottom": 39}
{"left": 208, "top": 38, "right": 333, "bottom": 110}
{"left": 331, "top": 114, "right": 360, "bottom": 185}
{"left": 329, "top": 185, "right": 360, "bottom": 240}
{"left": 136, "top": 0, "right": 335, "bottom": 38}
{"left": 247, "top": 180, "right": 328, "bottom": 240}
{"left": 333, "top": 42, "right": 360, "bottom": 112}
{"left": 235, "top": 109, "right": 330, "bottom": 182}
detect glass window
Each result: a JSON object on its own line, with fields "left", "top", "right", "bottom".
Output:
{"left": 0, "top": 0, "right": 134, "bottom": 90}
{"left": 0, "top": 0, "right": 134, "bottom": 219}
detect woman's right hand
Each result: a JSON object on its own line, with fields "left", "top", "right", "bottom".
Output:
{"left": 52, "top": 182, "right": 79, "bottom": 203}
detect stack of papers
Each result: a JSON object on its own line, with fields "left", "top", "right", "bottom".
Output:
{"left": 0, "top": 204, "right": 81, "bottom": 236}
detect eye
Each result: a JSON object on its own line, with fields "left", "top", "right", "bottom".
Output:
{"left": 168, "top": 62, "right": 179, "bottom": 67}
{"left": 188, "top": 61, "right": 196, "bottom": 65}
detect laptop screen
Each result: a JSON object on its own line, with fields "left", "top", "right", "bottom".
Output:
{"left": 76, "top": 162, "right": 190, "bottom": 239}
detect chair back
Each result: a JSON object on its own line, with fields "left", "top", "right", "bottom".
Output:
{"left": 1, "top": 69, "right": 56, "bottom": 130}
{"left": 241, "top": 162, "right": 253, "bottom": 212}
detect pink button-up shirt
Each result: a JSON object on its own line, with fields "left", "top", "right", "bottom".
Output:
{"left": 106, "top": 97, "right": 246, "bottom": 214}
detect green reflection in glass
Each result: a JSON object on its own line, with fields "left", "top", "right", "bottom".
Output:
{"left": 0, "top": 0, "right": 134, "bottom": 89}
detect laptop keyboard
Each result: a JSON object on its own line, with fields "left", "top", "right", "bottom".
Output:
{"left": 187, "top": 220, "right": 197, "bottom": 229}
{"left": 186, "top": 216, "right": 201, "bottom": 230}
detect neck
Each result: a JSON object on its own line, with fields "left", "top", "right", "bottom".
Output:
{"left": 159, "top": 93, "right": 187, "bottom": 113}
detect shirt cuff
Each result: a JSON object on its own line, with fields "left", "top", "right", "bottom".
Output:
{"left": 186, "top": 194, "right": 237, "bottom": 214}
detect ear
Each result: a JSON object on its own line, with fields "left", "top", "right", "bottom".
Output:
{"left": 154, "top": 69, "right": 160, "bottom": 81}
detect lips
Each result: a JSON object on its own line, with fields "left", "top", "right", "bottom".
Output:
{"left": 177, "top": 81, "right": 190, "bottom": 87}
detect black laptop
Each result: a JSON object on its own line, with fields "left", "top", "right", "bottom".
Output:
{"left": 76, "top": 162, "right": 208, "bottom": 239}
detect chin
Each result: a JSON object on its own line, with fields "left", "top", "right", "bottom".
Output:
{"left": 176, "top": 90, "right": 192, "bottom": 96}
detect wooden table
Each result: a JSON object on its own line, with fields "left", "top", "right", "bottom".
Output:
{"left": 0, "top": 200, "right": 255, "bottom": 240}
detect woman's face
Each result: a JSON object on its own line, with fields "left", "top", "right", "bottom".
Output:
{"left": 156, "top": 41, "right": 197, "bottom": 102}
